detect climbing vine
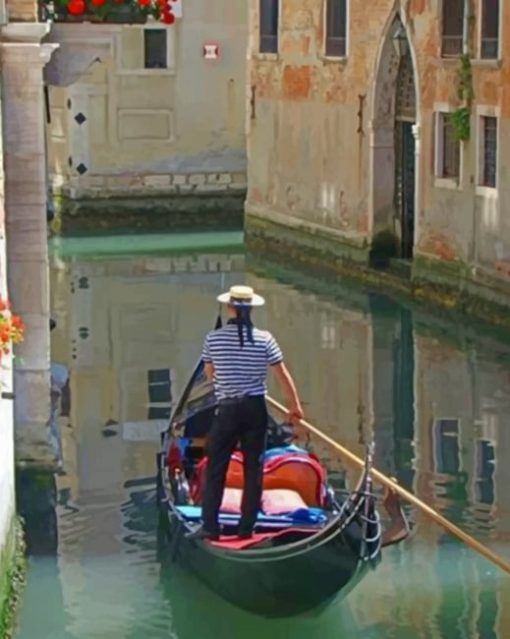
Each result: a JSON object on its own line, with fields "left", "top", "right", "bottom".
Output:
{"left": 448, "top": 53, "right": 474, "bottom": 142}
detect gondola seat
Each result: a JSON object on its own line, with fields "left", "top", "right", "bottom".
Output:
{"left": 225, "top": 452, "right": 326, "bottom": 507}
{"left": 174, "top": 505, "right": 328, "bottom": 529}
{"left": 190, "top": 447, "right": 327, "bottom": 511}
{"left": 220, "top": 486, "right": 309, "bottom": 515}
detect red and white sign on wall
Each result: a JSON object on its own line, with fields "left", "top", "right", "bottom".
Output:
{"left": 167, "top": 0, "right": 182, "bottom": 18}
{"left": 202, "top": 42, "right": 220, "bottom": 61}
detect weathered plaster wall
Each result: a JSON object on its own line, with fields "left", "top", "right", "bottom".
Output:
{"left": 45, "top": 1, "right": 248, "bottom": 200}
{"left": 247, "top": 0, "right": 510, "bottom": 289}
{"left": 248, "top": 0, "right": 381, "bottom": 242}
{"left": 412, "top": 1, "right": 510, "bottom": 273}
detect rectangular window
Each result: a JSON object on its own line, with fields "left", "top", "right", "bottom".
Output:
{"left": 148, "top": 369, "right": 172, "bottom": 403}
{"left": 436, "top": 113, "right": 461, "bottom": 179}
{"left": 481, "top": 116, "right": 498, "bottom": 188}
{"left": 259, "top": 0, "right": 279, "bottom": 54}
{"left": 475, "top": 440, "right": 495, "bottom": 505}
{"left": 147, "top": 368, "right": 172, "bottom": 420}
{"left": 441, "top": 0, "right": 464, "bottom": 56}
{"left": 434, "top": 419, "right": 460, "bottom": 474}
{"left": 481, "top": 0, "right": 499, "bottom": 59}
{"left": 325, "top": 0, "right": 347, "bottom": 57}
{"left": 144, "top": 29, "right": 167, "bottom": 69}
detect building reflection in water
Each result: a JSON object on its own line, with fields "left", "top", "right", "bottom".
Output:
{"left": 26, "top": 242, "right": 510, "bottom": 638}
{"left": 247, "top": 269, "right": 510, "bottom": 637}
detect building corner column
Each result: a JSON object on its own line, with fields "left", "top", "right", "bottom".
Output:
{"left": 1, "top": 23, "right": 60, "bottom": 468}
{"left": 412, "top": 122, "right": 421, "bottom": 257}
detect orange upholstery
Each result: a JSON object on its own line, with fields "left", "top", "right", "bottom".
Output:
{"left": 225, "top": 456, "right": 322, "bottom": 507}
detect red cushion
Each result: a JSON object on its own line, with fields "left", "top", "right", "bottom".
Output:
{"left": 261, "top": 489, "right": 308, "bottom": 515}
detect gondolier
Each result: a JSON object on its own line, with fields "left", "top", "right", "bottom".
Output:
{"left": 189, "top": 285, "right": 304, "bottom": 541}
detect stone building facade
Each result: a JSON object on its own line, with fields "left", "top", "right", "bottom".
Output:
{"left": 45, "top": 2, "right": 248, "bottom": 203}
{"left": 246, "top": 0, "right": 510, "bottom": 306}
{"left": 0, "top": 75, "right": 16, "bottom": 627}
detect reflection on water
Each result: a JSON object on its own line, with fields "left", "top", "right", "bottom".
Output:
{"left": 14, "top": 232, "right": 510, "bottom": 638}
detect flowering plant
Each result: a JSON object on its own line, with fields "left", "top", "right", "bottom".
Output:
{"left": 46, "top": 0, "right": 179, "bottom": 23}
{"left": 0, "top": 299, "right": 25, "bottom": 359}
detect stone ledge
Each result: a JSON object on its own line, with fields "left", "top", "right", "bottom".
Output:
{"left": 50, "top": 171, "right": 248, "bottom": 199}
{"left": 246, "top": 204, "right": 369, "bottom": 263}
{"left": 54, "top": 193, "right": 246, "bottom": 232}
{"left": 245, "top": 207, "right": 510, "bottom": 332}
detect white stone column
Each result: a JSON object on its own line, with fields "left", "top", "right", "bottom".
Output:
{"left": 1, "top": 24, "right": 59, "bottom": 467}
{"left": 412, "top": 123, "right": 421, "bottom": 256}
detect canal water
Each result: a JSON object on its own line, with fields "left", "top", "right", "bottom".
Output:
{"left": 14, "top": 231, "right": 510, "bottom": 638}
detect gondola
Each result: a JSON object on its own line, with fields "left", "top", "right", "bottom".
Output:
{"left": 156, "top": 321, "right": 409, "bottom": 617}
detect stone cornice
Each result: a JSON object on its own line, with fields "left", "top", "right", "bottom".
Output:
{"left": 0, "top": 41, "right": 59, "bottom": 64}
{"left": 1, "top": 22, "right": 50, "bottom": 43}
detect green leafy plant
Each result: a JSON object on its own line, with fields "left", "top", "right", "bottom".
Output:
{"left": 449, "top": 53, "right": 474, "bottom": 142}
{"left": 369, "top": 228, "right": 399, "bottom": 269}
{"left": 42, "top": 0, "right": 178, "bottom": 24}
{"left": 371, "top": 229, "right": 399, "bottom": 259}
{"left": 448, "top": 106, "right": 471, "bottom": 142}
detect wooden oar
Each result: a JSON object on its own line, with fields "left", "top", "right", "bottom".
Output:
{"left": 266, "top": 395, "right": 510, "bottom": 576}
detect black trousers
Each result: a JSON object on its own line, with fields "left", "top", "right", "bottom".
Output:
{"left": 202, "top": 395, "right": 268, "bottom": 536}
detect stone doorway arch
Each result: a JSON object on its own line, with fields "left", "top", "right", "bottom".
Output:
{"left": 369, "top": 14, "right": 420, "bottom": 260}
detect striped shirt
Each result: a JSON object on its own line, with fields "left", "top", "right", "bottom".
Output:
{"left": 201, "top": 323, "right": 283, "bottom": 400}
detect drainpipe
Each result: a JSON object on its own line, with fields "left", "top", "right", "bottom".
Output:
{"left": 463, "top": 0, "right": 478, "bottom": 276}
{"left": 463, "top": 0, "right": 470, "bottom": 55}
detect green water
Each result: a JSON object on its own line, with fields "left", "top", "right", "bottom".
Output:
{"left": 14, "top": 233, "right": 510, "bottom": 638}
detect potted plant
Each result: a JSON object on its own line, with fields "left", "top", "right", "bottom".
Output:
{"left": 41, "top": 0, "right": 178, "bottom": 24}
{"left": 0, "top": 298, "right": 25, "bottom": 361}
{"left": 369, "top": 228, "right": 399, "bottom": 270}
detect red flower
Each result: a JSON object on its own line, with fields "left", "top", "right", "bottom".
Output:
{"left": 138, "top": 0, "right": 151, "bottom": 6}
{"left": 91, "top": 0, "right": 106, "bottom": 5}
{"left": 162, "top": 9, "right": 175, "bottom": 23}
{"left": 11, "top": 316, "right": 24, "bottom": 330}
{"left": 67, "top": 0, "right": 86, "bottom": 15}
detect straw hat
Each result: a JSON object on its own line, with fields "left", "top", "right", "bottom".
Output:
{"left": 217, "top": 285, "right": 265, "bottom": 307}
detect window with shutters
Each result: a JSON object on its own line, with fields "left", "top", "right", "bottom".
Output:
{"left": 479, "top": 116, "right": 498, "bottom": 189}
{"left": 435, "top": 113, "right": 461, "bottom": 181}
{"left": 481, "top": 0, "right": 500, "bottom": 59}
{"left": 144, "top": 29, "right": 167, "bottom": 69}
{"left": 441, "top": 0, "right": 464, "bottom": 56}
{"left": 259, "top": 0, "right": 279, "bottom": 54}
{"left": 325, "top": 0, "right": 347, "bottom": 58}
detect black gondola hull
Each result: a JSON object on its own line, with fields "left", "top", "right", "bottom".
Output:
{"left": 159, "top": 505, "right": 376, "bottom": 618}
